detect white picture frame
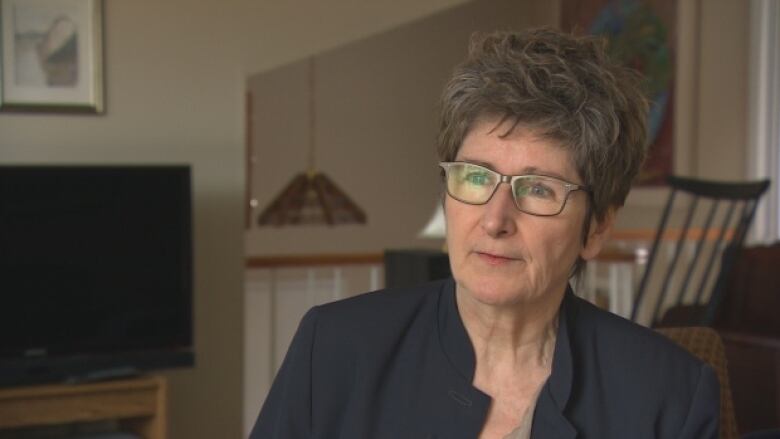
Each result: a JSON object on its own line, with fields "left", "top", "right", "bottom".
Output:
{"left": 0, "top": 0, "right": 103, "bottom": 113}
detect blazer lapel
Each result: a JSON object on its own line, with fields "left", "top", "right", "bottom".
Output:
{"left": 407, "top": 279, "right": 490, "bottom": 439}
{"left": 411, "top": 356, "right": 491, "bottom": 439}
{"left": 416, "top": 280, "right": 579, "bottom": 439}
{"left": 531, "top": 287, "right": 579, "bottom": 439}
{"left": 532, "top": 386, "right": 577, "bottom": 438}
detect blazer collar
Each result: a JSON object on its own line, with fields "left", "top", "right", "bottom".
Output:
{"left": 407, "top": 278, "right": 490, "bottom": 439}
{"left": 437, "top": 279, "right": 578, "bottom": 439}
{"left": 438, "top": 277, "right": 477, "bottom": 382}
{"left": 531, "top": 286, "right": 577, "bottom": 438}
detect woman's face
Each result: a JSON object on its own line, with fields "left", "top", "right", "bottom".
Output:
{"left": 445, "top": 118, "right": 612, "bottom": 308}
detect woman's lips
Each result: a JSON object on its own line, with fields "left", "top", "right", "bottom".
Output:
{"left": 476, "top": 251, "right": 517, "bottom": 265}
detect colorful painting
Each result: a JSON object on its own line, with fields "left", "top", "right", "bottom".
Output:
{"left": 562, "top": 0, "right": 676, "bottom": 186}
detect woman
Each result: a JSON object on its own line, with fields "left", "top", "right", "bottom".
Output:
{"left": 251, "top": 28, "right": 719, "bottom": 439}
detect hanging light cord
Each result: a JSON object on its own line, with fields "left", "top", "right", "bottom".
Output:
{"left": 307, "top": 57, "right": 317, "bottom": 176}
{"left": 256, "top": 55, "right": 367, "bottom": 226}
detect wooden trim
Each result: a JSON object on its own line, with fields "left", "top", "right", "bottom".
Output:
{"left": 245, "top": 228, "right": 732, "bottom": 268}
{"left": 245, "top": 90, "right": 253, "bottom": 230}
{"left": 246, "top": 253, "right": 384, "bottom": 268}
{"left": 0, "top": 375, "right": 166, "bottom": 438}
{"left": 594, "top": 248, "right": 637, "bottom": 263}
{"left": 597, "top": 226, "right": 738, "bottom": 263}
{"left": 611, "top": 228, "right": 658, "bottom": 241}
{"left": 611, "top": 228, "right": 734, "bottom": 242}
{"left": 720, "top": 331, "right": 780, "bottom": 351}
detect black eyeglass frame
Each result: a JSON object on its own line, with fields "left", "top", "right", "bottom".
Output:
{"left": 438, "top": 161, "right": 592, "bottom": 217}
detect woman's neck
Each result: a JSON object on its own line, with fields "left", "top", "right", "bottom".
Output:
{"left": 456, "top": 285, "right": 563, "bottom": 368}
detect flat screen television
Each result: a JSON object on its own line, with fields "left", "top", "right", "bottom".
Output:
{"left": 0, "top": 165, "right": 194, "bottom": 387}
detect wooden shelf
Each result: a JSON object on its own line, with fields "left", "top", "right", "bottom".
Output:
{"left": 0, "top": 375, "right": 166, "bottom": 439}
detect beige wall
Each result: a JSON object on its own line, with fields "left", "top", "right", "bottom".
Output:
{"left": 246, "top": 0, "right": 753, "bottom": 242}
{"left": 694, "top": 0, "right": 749, "bottom": 179}
{"left": 0, "top": 1, "right": 472, "bottom": 438}
{"left": 246, "top": 0, "right": 560, "bottom": 255}
{"left": 243, "top": 0, "right": 559, "bottom": 431}
{"left": 618, "top": 0, "right": 750, "bottom": 229}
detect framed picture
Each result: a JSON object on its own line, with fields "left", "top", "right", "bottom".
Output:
{"left": 0, "top": 0, "right": 103, "bottom": 113}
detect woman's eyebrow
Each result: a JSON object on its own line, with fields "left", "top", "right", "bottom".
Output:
{"left": 457, "top": 158, "right": 495, "bottom": 169}
{"left": 520, "top": 167, "right": 570, "bottom": 181}
{"left": 457, "top": 158, "right": 571, "bottom": 181}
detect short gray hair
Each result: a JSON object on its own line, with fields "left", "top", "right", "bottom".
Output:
{"left": 437, "top": 27, "right": 649, "bottom": 222}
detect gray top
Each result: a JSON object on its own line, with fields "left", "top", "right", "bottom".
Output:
{"left": 502, "top": 383, "right": 543, "bottom": 439}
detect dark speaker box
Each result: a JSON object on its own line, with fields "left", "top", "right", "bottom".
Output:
{"left": 384, "top": 249, "right": 450, "bottom": 289}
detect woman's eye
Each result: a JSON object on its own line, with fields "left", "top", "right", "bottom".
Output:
{"left": 465, "top": 173, "right": 490, "bottom": 186}
{"left": 517, "top": 182, "right": 554, "bottom": 199}
{"left": 530, "top": 185, "right": 551, "bottom": 197}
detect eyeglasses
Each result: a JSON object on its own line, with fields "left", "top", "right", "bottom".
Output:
{"left": 439, "top": 161, "right": 590, "bottom": 216}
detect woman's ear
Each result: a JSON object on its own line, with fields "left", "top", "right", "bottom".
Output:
{"left": 580, "top": 208, "right": 616, "bottom": 261}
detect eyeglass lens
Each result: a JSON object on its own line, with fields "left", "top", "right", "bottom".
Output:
{"left": 442, "top": 162, "right": 572, "bottom": 216}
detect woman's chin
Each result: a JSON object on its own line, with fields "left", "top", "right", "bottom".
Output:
{"left": 456, "top": 279, "right": 535, "bottom": 308}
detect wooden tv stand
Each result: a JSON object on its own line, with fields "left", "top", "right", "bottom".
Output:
{"left": 0, "top": 375, "right": 166, "bottom": 439}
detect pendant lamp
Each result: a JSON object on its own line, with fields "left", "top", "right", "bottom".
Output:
{"left": 257, "top": 57, "right": 367, "bottom": 227}
{"left": 418, "top": 202, "right": 448, "bottom": 252}
{"left": 418, "top": 203, "right": 446, "bottom": 239}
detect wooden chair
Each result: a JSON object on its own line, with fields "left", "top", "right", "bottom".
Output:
{"left": 715, "top": 242, "right": 780, "bottom": 434}
{"left": 657, "top": 327, "right": 739, "bottom": 439}
{"left": 631, "top": 176, "right": 770, "bottom": 327}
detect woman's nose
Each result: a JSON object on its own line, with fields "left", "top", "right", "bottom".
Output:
{"left": 480, "top": 183, "right": 518, "bottom": 238}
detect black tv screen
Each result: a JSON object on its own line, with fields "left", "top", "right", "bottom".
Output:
{"left": 0, "top": 165, "right": 193, "bottom": 387}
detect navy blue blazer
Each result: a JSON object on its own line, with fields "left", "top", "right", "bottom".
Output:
{"left": 251, "top": 278, "right": 719, "bottom": 438}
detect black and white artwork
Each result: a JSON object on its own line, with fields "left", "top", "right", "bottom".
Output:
{"left": 1, "top": 0, "right": 103, "bottom": 112}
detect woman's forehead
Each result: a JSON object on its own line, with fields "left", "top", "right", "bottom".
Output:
{"left": 457, "top": 118, "right": 580, "bottom": 181}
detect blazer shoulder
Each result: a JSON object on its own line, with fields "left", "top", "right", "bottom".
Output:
{"left": 571, "top": 294, "right": 705, "bottom": 371}
{"left": 310, "top": 278, "right": 448, "bottom": 346}
{"left": 318, "top": 278, "right": 446, "bottom": 318}
{"left": 565, "top": 295, "right": 719, "bottom": 438}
